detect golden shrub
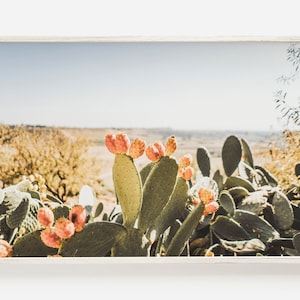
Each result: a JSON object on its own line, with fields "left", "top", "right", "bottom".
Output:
{"left": 264, "top": 130, "right": 300, "bottom": 190}
{"left": 0, "top": 124, "right": 102, "bottom": 201}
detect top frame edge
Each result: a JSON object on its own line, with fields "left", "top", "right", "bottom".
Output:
{"left": 0, "top": 36, "right": 300, "bottom": 42}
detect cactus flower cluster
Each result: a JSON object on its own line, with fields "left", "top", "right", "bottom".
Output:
{"left": 145, "top": 136, "right": 177, "bottom": 162}
{"left": 178, "top": 154, "right": 194, "bottom": 181}
{"left": 191, "top": 187, "right": 219, "bottom": 216}
{"left": 106, "top": 133, "right": 146, "bottom": 159}
{"left": 105, "top": 132, "right": 177, "bottom": 163}
{"left": 38, "top": 204, "right": 87, "bottom": 249}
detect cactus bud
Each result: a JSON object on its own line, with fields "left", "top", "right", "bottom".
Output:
{"left": 203, "top": 201, "right": 219, "bottom": 216}
{"left": 0, "top": 239, "right": 12, "bottom": 257}
{"left": 146, "top": 145, "right": 162, "bottom": 162}
{"left": 69, "top": 205, "right": 87, "bottom": 232}
{"left": 198, "top": 188, "right": 215, "bottom": 204}
{"left": 153, "top": 142, "right": 166, "bottom": 157}
{"left": 179, "top": 154, "right": 193, "bottom": 168}
{"left": 115, "top": 133, "right": 130, "bottom": 154}
{"left": 37, "top": 206, "right": 54, "bottom": 227}
{"left": 165, "top": 135, "right": 177, "bottom": 156}
{"left": 129, "top": 138, "right": 146, "bottom": 159}
{"left": 178, "top": 166, "right": 194, "bottom": 181}
{"left": 40, "top": 227, "right": 62, "bottom": 249}
{"left": 54, "top": 217, "right": 75, "bottom": 239}
{"left": 105, "top": 134, "right": 117, "bottom": 154}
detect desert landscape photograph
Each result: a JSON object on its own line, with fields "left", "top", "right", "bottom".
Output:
{"left": 0, "top": 40, "right": 299, "bottom": 258}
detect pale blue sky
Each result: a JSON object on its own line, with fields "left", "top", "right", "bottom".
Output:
{"left": 0, "top": 41, "right": 297, "bottom": 131}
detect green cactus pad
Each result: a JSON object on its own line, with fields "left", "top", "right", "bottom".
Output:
{"left": 228, "top": 186, "right": 250, "bottom": 205}
{"left": 272, "top": 191, "right": 294, "bottom": 231}
{"left": 236, "top": 191, "right": 268, "bottom": 215}
{"left": 112, "top": 228, "right": 149, "bottom": 256}
{"left": 295, "top": 163, "right": 300, "bottom": 178}
{"left": 221, "top": 135, "right": 242, "bottom": 177}
{"left": 60, "top": 222, "right": 127, "bottom": 257}
{"left": 241, "top": 138, "right": 254, "bottom": 168}
{"left": 12, "top": 230, "right": 58, "bottom": 257}
{"left": 225, "top": 176, "right": 255, "bottom": 192}
{"left": 146, "top": 177, "right": 189, "bottom": 241}
{"left": 94, "top": 201, "right": 104, "bottom": 219}
{"left": 213, "top": 169, "right": 224, "bottom": 192}
{"left": 233, "top": 209, "right": 280, "bottom": 244}
{"left": 140, "top": 162, "right": 155, "bottom": 185}
{"left": 238, "top": 161, "right": 255, "bottom": 182}
{"left": 0, "top": 190, "right": 24, "bottom": 216}
{"left": 219, "top": 190, "right": 236, "bottom": 217}
{"left": 211, "top": 215, "right": 250, "bottom": 241}
{"left": 254, "top": 166, "right": 278, "bottom": 187}
{"left": 53, "top": 205, "right": 70, "bottom": 221}
{"left": 196, "top": 147, "right": 211, "bottom": 177}
{"left": 6, "top": 197, "right": 30, "bottom": 229}
{"left": 165, "top": 201, "right": 205, "bottom": 256}
{"left": 219, "top": 238, "right": 265, "bottom": 253}
{"left": 113, "top": 154, "right": 142, "bottom": 228}
{"left": 19, "top": 199, "right": 42, "bottom": 234}
{"left": 138, "top": 156, "right": 178, "bottom": 232}
{"left": 46, "top": 194, "right": 63, "bottom": 204}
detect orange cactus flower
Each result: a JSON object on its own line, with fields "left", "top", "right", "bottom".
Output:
{"left": 115, "top": 133, "right": 130, "bottom": 154}
{"left": 198, "top": 188, "right": 215, "bottom": 204}
{"left": 0, "top": 240, "right": 12, "bottom": 257}
{"left": 153, "top": 142, "right": 166, "bottom": 157}
{"left": 40, "top": 227, "right": 62, "bottom": 249}
{"left": 165, "top": 135, "right": 177, "bottom": 156}
{"left": 203, "top": 201, "right": 219, "bottom": 216}
{"left": 37, "top": 206, "right": 54, "bottom": 227}
{"left": 129, "top": 138, "right": 146, "bottom": 159}
{"left": 105, "top": 134, "right": 117, "bottom": 154}
{"left": 179, "top": 154, "right": 193, "bottom": 168}
{"left": 54, "top": 217, "right": 75, "bottom": 239}
{"left": 69, "top": 205, "right": 87, "bottom": 232}
{"left": 178, "top": 166, "right": 194, "bottom": 181}
{"left": 146, "top": 145, "right": 162, "bottom": 162}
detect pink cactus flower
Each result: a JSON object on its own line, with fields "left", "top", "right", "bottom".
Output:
{"left": 115, "top": 133, "right": 130, "bottom": 154}
{"left": 153, "top": 142, "right": 166, "bottom": 157}
{"left": 54, "top": 217, "right": 75, "bottom": 239}
{"left": 203, "top": 201, "right": 219, "bottom": 216}
{"left": 198, "top": 187, "right": 215, "bottom": 205}
{"left": 40, "top": 227, "right": 62, "bottom": 249}
{"left": 69, "top": 205, "right": 87, "bottom": 232}
{"left": 178, "top": 166, "right": 194, "bottom": 181}
{"left": 146, "top": 145, "right": 162, "bottom": 162}
{"left": 179, "top": 154, "right": 193, "bottom": 168}
{"left": 37, "top": 206, "right": 54, "bottom": 227}
{"left": 129, "top": 138, "right": 146, "bottom": 159}
{"left": 105, "top": 134, "right": 117, "bottom": 154}
{"left": 0, "top": 239, "right": 12, "bottom": 257}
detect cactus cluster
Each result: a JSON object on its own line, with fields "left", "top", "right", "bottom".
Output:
{"left": 0, "top": 132, "right": 299, "bottom": 257}
{"left": 191, "top": 135, "right": 300, "bottom": 256}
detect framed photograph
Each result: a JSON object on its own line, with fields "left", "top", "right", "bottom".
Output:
{"left": 0, "top": 38, "right": 300, "bottom": 265}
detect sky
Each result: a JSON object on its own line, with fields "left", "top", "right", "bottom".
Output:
{"left": 0, "top": 41, "right": 298, "bottom": 132}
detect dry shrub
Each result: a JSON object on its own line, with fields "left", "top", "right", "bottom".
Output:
{"left": 263, "top": 130, "right": 300, "bottom": 190}
{"left": 0, "top": 124, "right": 102, "bottom": 201}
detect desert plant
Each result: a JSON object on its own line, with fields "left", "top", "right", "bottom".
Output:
{"left": 0, "top": 124, "right": 102, "bottom": 201}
